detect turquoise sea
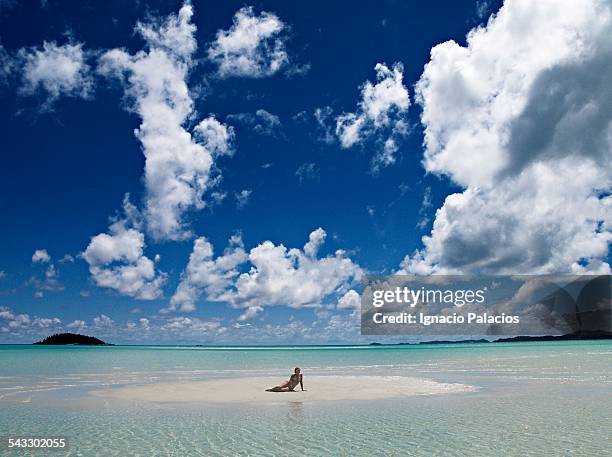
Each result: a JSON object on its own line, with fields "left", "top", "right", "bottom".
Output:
{"left": 1, "top": 341, "right": 611, "bottom": 456}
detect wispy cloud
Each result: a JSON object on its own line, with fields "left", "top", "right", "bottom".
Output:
{"left": 18, "top": 41, "right": 93, "bottom": 109}
{"left": 227, "top": 109, "right": 282, "bottom": 136}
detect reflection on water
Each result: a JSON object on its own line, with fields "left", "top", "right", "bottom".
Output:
{"left": 287, "top": 401, "right": 304, "bottom": 421}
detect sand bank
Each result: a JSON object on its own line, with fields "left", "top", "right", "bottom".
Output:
{"left": 91, "top": 376, "right": 476, "bottom": 404}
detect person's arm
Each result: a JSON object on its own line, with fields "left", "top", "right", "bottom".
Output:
{"left": 300, "top": 374, "right": 304, "bottom": 391}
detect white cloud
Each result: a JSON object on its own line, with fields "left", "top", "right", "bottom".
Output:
{"left": 33, "top": 317, "right": 62, "bottom": 327}
{"left": 401, "top": 0, "right": 612, "bottom": 275}
{"left": 0, "top": 307, "right": 370, "bottom": 344}
{"left": 0, "top": 307, "right": 15, "bottom": 320}
{"left": 337, "top": 290, "right": 361, "bottom": 309}
{"left": 139, "top": 317, "right": 150, "bottom": 331}
{"left": 171, "top": 228, "right": 362, "bottom": 313}
{"left": 19, "top": 41, "right": 92, "bottom": 107}
{"left": 32, "top": 249, "right": 51, "bottom": 263}
{"left": 235, "top": 189, "right": 252, "bottom": 209}
{"left": 29, "top": 255, "right": 64, "bottom": 293}
{"left": 83, "top": 196, "right": 167, "bottom": 299}
{"left": 0, "top": 306, "right": 62, "bottom": 336}
{"left": 166, "top": 234, "right": 247, "bottom": 312}
{"left": 334, "top": 63, "right": 410, "bottom": 170}
{"left": 193, "top": 116, "right": 235, "bottom": 156}
{"left": 92, "top": 314, "right": 114, "bottom": 328}
{"left": 98, "top": 2, "right": 234, "bottom": 241}
{"left": 253, "top": 109, "right": 281, "bottom": 134}
{"left": 227, "top": 109, "right": 282, "bottom": 136}
{"left": 237, "top": 305, "right": 263, "bottom": 321}
{"left": 210, "top": 191, "right": 227, "bottom": 206}
{"left": 161, "top": 316, "right": 222, "bottom": 334}
{"left": 207, "top": 6, "right": 288, "bottom": 78}
{"left": 67, "top": 319, "right": 87, "bottom": 329}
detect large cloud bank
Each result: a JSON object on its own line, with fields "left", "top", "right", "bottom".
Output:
{"left": 402, "top": 0, "right": 612, "bottom": 275}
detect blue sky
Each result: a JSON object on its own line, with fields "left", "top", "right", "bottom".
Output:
{"left": 0, "top": 0, "right": 610, "bottom": 344}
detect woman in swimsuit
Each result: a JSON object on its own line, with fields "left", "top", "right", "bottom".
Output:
{"left": 266, "top": 367, "right": 304, "bottom": 392}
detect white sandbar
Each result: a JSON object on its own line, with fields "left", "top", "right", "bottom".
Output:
{"left": 91, "top": 376, "right": 476, "bottom": 404}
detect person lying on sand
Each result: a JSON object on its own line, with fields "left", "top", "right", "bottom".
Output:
{"left": 266, "top": 367, "right": 304, "bottom": 392}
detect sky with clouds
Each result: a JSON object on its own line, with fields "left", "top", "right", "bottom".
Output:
{"left": 0, "top": 0, "right": 610, "bottom": 344}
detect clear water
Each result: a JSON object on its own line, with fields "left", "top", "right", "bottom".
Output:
{"left": 1, "top": 341, "right": 611, "bottom": 456}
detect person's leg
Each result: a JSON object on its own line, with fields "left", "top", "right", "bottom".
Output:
{"left": 266, "top": 386, "right": 290, "bottom": 392}
{"left": 266, "top": 381, "right": 291, "bottom": 392}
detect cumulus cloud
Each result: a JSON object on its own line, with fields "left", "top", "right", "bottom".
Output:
{"left": 66, "top": 319, "right": 87, "bottom": 329}
{"left": 19, "top": 41, "right": 92, "bottom": 108}
{"left": 92, "top": 314, "right": 114, "bottom": 328}
{"left": 83, "top": 196, "right": 167, "bottom": 299}
{"left": 139, "top": 317, "right": 150, "bottom": 331}
{"left": 337, "top": 289, "right": 361, "bottom": 310}
{"left": 237, "top": 305, "right": 263, "bottom": 321}
{"left": 0, "top": 307, "right": 369, "bottom": 344}
{"left": 0, "top": 306, "right": 61, "bottom": 335}
{"left": 207, "top": 6, "right": 288, "bottom": 78}
{"left": 166, "top": 234, "right": 247, "bottom": 312}
{"left": 98, "top": 2, "right": 234, "bottom": 241}
{"left": 171, "top": 228, "right": 362, "bottom": 314}
{"left": 32, "top": 249, "right": 51, "bottom": 263}
{"left": 227, "top": 109, "right": 282, "bottom": 136}
{"left": 193, "top": 116, "right": 235, "bottom": 156}
{"left": 333, "top": 63, "right": 410, "bottom": 170}
{"left": 401, "top": 0, "right": 612, "bottom": 275}
{"left": 161, "top": 316, "right": 222, "bottom": 333}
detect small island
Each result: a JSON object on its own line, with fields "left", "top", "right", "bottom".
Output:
{"left": 34, "top": 333, "right": 112, "bottom": 346}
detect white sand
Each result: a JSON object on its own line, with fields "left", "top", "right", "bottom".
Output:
{"left": 91, "top": 376, "right": 476, "bottom": 404}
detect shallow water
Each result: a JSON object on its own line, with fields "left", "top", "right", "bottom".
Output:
{"left": 1, "top": 341, "right": 611, "bottom": 456}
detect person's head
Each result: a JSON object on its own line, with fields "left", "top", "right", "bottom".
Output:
{"left": 294, "top": 367, "right": 301, "bottom": 374}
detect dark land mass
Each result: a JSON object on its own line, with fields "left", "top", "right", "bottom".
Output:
{"left": 368, "top": 331, "right": 612, "bottom": 346}
{"left": 417, "top": 339, "right": 490, "bottom": 345}
{"left": 34, "top": 333, "right": 112, "bottom": 345}
{"left": 494, "top": 330, "right": 612, "bottom": 343}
